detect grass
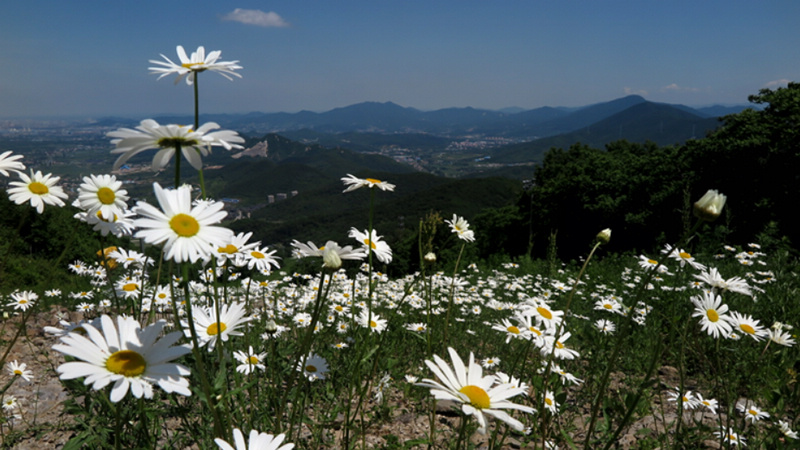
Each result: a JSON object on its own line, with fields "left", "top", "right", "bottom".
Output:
{"left": 1, "top": 204, "right": 799, "bottom": 449}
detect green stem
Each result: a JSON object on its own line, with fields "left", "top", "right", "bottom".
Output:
{"left": 174, "top": 142, "right": 182, "bottom": 188}
{"left": 540, "top": 241, "right": 601, "bottom": 444}
{"left": 175, "top": 264, "right": 227, "bottom": 439}
{"left": 584, "top": 220, "right": 705, "bottom": 449}
{"left": 443, "top": 241, "right": 465, "bottom": 351}
{"left": 277, "top": 271, "right": 330, "bottom": 435}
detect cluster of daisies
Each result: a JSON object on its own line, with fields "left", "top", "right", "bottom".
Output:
{"left": 0, "top": 361, "right": 34, "bottom": 429}
{"left": 668, "top": 387, "right": 798, "bottom": 445}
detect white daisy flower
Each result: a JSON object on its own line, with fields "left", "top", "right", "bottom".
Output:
{"left": 2, "top": 396, "right": 18, "bottom": 411}
{"left": 75, "top": 208, "right": 137, "bottom": 237}
{"left": 243, "top": 246, "right": 281, "bottom": 272}
{"left": 340, "top": 174, "right": 395, "bottom": 192}
{"left": 726, "top": 311, "right": 768, "bottom": 341}
{"left": 298, "top": 353, "right": 329, "bottom": 381}
{"left": 714, "top": 427, "right": 745, "bottom": 446}
{"left": 183, "top": 301, "right": 250, "bottom": 351}
{"left": 662, "top": 245, "right": 707, "bottom": 271}
{"left": 7, "top": 170, "right": 68, "bottom": 213}
{"left": 349, "top": 228, "right": 392, "bottom": 264}
{"left": 150, "top": 45, "right": 242, "bottom": 85}
{"left": 6, "top": 290, "right": 37, "bottom": 311}
{"left": 77, "top": 174, "right": 129, "bottom": 221}
{"left": 0, "top": 150, "right": 25, "bottom": 176}
{"left": 290, "top": 240, "right": 366, "bottom": 269}
{"left": 233, "top": 346, "right": 267, "bottom": 375}
{"left": 213, "top": 231, "right": 258, "bottom": 267}
{"left": 416, "top": 347, "right": 535, "bottom": 434}
{"left": 108, "top": 119, "right": 244, "bottom": 171}
{"left": 691, "top": 291, "right": 733, "bottom": 339}
{"left": 357, "top": 310, "right": 388, "bottom": 333}
{"left": 778, "top": 420, "right": 799, "bottom": 440}
{"left": 133, "top": 183, "right": 232, "bottom": 264}
{"left": 541, "top": 332, "right": 580, "bottom": 360}
{"left": 7, "top": 360, "right": 33, "bottom": 381}
{"left": 214, "top": 428, "right": 294, "bottom": 450}
{"left": 445, "top": 214, "right": 475, "bottom": 242}
{"left": 53, "top": 315, "right": 191, "bottom": 402}
{"left": 542, "top": 390, "right": 559, "bottom": 414}
{"left": 737, "top": 400, "right": 769, "bottom": 423}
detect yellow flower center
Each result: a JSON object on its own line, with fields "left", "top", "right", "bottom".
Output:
{"left": 181, "top": 62, "right": 205, "bottom": 70}
{"left": 218, "top": 244, "right": 238, "bottom": 254}
{"left": 370, "top": 320, "right": 378, "bottom": 328}
{"left": 507, "top": 325, "right": 520, "bottom": 334}
{"left": 105, "top": 350, "right": 147, "bottom": 377}
{"left": 28, "top": 181, "right": 49, "bottom": 195}
{"left": 96, "top": 187, "right": 116, "bottom": 205}
{"left": 739, "top": 323, "right": 755, "bottom": 335}
{"left": 13, "top": 369, "right": 22, "bottom": 375}
{"left": 603, "top": 303, "right": 613, "bottom": 309}
{"left": 647, "top": 259, "right": 658, "bottom": 265}
{"left": 335, "top": 305, "right": 344, "bottom": 312}
{"left": 248, "top": 356, "right": 260, "bottom": 365}
{"left": 251, "top": 251, "right": 265, "bottom": 259}
{"left": 18, "top": 299, "right": 27, "bottom": 304}
{"left": 459, "top": 385, "right": 491, "bottom": 409}
{"left": 679, "top": 251, "right": 691, "bottom": 259}
{"left": 169, "top": 213, "right": 200, "bottom": 237}
{"left": 529, "top": 326, "right": 542, "bottom": 336}
{"left": 157, "top": 293, "right": 167, "bottom": 299}
{"left": 157, "top": 136, "right": 199, "bottom": 148}
{"left": 122, "top": 283, "right": 138, "bottom": 292}
{"left": 305, "top": 364, "right": 317, "bottom": 373}
{"left": 207, "top": 322, "right": 227, "bottom": 336}
{"left": 366, "top": 178, "right": 382, "bottom": 184}
{"left": 556, "top": 341, "right": 565, "bottom": 349}
{"left": 706, "top": 309, "right": 719, "bottom": 322}
{"left": 537, "top": 306, "right": 553, "bottom": 320}
{"left": 748, "top": 409, "right": 757, "bottom": 416}
{"left": 545, "top": 397, "right": 553, "bottom": 406}
{"left": 96, "top": 211, "right": 119, "bottom": 223}
{"left": 363, "top": 238, "right": 377, "bottom": 249}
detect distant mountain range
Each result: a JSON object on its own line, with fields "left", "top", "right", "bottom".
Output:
{"left": 96, "top": 95, "right": 750, "bottom": 140}
{"left": 91, "top": 95, "right": 753, "bottom": 181}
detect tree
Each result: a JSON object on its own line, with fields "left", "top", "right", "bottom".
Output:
{"left": 685, "top": 82, "right": 800, "bottom": 247}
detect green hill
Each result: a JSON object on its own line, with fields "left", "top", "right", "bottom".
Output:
{"left": 490, "top": 102, "right": 721, "bottom": 164}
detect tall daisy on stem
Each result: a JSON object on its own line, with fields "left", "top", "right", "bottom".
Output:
{"left": 416, "top": 347, "right": 534, "bottom": 439}
{"left": 149, "top": 45, "right": 243, "bottom": 194}
{"left": 108, "top": 119, "right": 244, "bottom": 191}
{"left": 132, "top": 182, "right": 232, "bottom": 264}
{"left": 339, "top": 174, "right": 395, "bottom": 333}
{"left": 442, "top": 214, "right": 475, "bottom": 350}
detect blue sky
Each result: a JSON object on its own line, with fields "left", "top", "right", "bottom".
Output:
{"left": 1, "top": 1, "right": 798, "bottom": 118}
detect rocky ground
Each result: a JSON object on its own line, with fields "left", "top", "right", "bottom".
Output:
{"left": 1, "top": 309, "right": 734, "bottom": 449}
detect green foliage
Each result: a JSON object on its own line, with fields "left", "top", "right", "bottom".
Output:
{"left": 0, "top": 193, "right": 101, "bottom": 292}
{"left": 522, "top": 141, "right": 688, "bottom": 259}
{"left": 685, "top": 82, "right": 800, "bottom": 247}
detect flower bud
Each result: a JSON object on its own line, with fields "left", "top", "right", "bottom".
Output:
{"left": 693, "top": 189, "right": 726, "bottom": 222}
{"left": 322, "top": 247, "right": 342, "bottom": 270}
{"left": 424, "top": 252, "right": 437, "bottom": 264}
{"left": 264, "top": 319, "right": 278, "bottom": 335}
{"left": 596, "top": 228, "right": 611, "bottom": 245}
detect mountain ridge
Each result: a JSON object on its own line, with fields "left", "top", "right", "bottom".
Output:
{"left": 92, "top": 95, "right": 749, "bottom": 137}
